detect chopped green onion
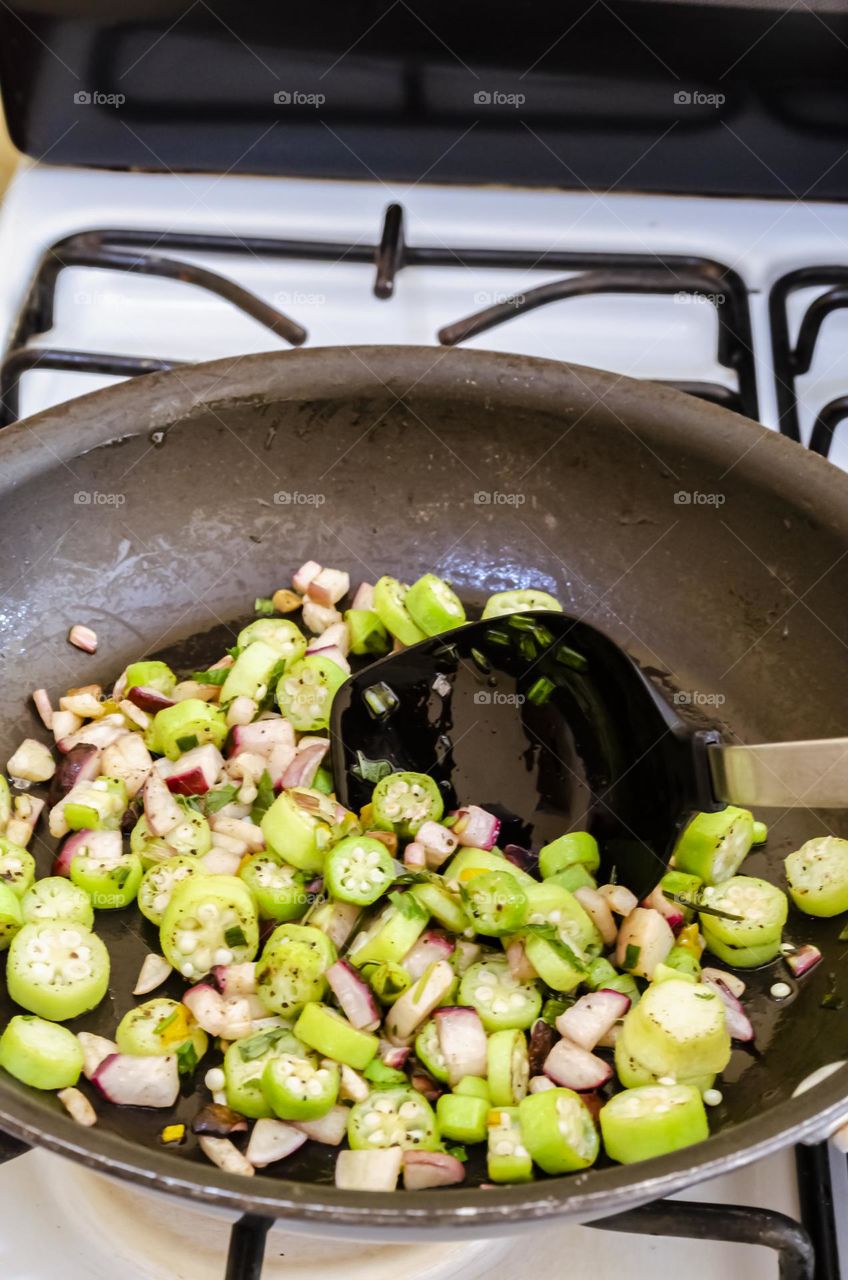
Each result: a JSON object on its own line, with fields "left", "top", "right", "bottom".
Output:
{"left": 250, "top": 771, "right": 275, "bottom": 824}
{"left": 254, "top": 597, "right": 276, "bottom": 616}
{"left": 176, "top": 1041, "right": 199, "bottom": 1076}
{"left": 624, "top": 943, "right": 641, "bottom": 970}
{"left": 176, "top": 734, "right": 199, "bottom": 752}
{"left": 363, "top": 682, "right": 400, "bottom": 720}
{"left": 555, "top": 644, "right": 588, "bottom": 672}
{"left": 527, "top": 676, "right": 555, "bottom": 706}
{"left": 224, "top": 925, "right": 247, "bottom": 949}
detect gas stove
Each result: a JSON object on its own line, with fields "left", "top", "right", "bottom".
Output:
{"left": 1, "top": 164, "right": 848, "bottom": 1278}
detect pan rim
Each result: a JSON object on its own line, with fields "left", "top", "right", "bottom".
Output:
{"left": 2, "top": 343, "right": 848, "bottom": 1224}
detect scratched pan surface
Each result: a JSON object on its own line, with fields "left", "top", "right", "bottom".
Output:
{"left": 1, "top": 346, "right": 848, "bottom": 1235}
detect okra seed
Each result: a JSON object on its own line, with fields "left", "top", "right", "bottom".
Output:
{"left": 362, "top": 1113, "right": 381, "bottom": 1131}
{"left": 703, "top": 1088, "right": 723, "bottom": 1106}
{"left": 205, "top": 1068, "right": 225, "bottom": 1091}
{"left": 398, "top": 1101, "right": 419, "bottom": 1119}
{"left": 770, "top": 982, "right": 792, "bottom": 1000}
{"left": 492, "top": 999, "right": 509, "bottom": 1014}
{"left": 367, "top": 1132, "right": 384, "bottom": 1144}
{"left": 214, "top": 948, "right": 233, "bottom": 965}
{"left": 494, "top": 1140, "right": 513, "bottom": 1156}
{"left": 514, "top": 1145, "right": 528, "bottom": 1159}
{"left": 474, "top": 986, "right": 493, "bottom": 1004}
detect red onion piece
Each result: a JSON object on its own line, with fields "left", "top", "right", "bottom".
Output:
{"left": 506, "top": 938, "right": 538, "bottom": 983}
{"left": 433, "top": 1006, "right": 488, "bottom": 1085}
{"left": 311, "top": 899, "right": 361, "bottom": 949}
{"left": 302, "top": 643, "right": 350, "bottom": 675}
{"left": 143, "top": 770, "right": 184, "bottom": 837}
{"left": 379, "top": 1043, "right": 410, "bottom": 1070}
{"left": 573, "top": 886, "right": 618, "bottom": 946}
{"left": 162, "top": 743, "right": 223, "bottom": 796}
{"left": 786, "top": 944, "right": 822, "bottom": 978}
{"left": 555, "top": 989, "right": 631, "bottom": 1051}
{"left": 78, "top": 1032, "right": 118, "bottom": 1080}
{"left": 93, "top": 1053, "right": 180, "bottom": 1107}
{"left": 641, "top": 884, "right": 685, "bottom": 930}
{"left": 54, "top": 828, "right": 122, "bottom": 877}
{"left": 416, "top": 821, "right": 459, "bottom": 869}
{"left": 57, "top": 714, "right": 128, "bottom": 754}
{"left": 307, "top": 622, "right": 350, "bottom": 658}
{"left": 293, "top": 560, "right": 322, "bottom": 596}
{"left": 402, "top": 931, "right": 456, "bottom": 981}
{"left": 701, "top": 973, "right": 755, "bottom": 1042}
{"left": 183, "top": 983, "right": 225, "bottom": 1036}
{"left": 404, "top": 841, "right": 426, "bottom": 869}
{"left": 402, "top": 1151, "right": 466, "bottom": 1190}
{"left": 229, "top": 718, "right": 295, "bottom": 758}
{"left": 247, "top": 1118, "right": 308, "bottom": 1167}
{"left": 543, "top": 1038, "right": 613, "bottom": 1091}
{"left": 281, "top": 740, "right": 330, "bottom": 790}
{"left": 306, "top": 568, "right": 350, "bottom": 608}
{"left": 503, "top": 843, "right": 540, "bottom": 877}
{"left": 614, "top": 907, "right": 674, "bottom": 978}
{"left": 127, "top": 685, "right": 175, "bottom": 712}
{"left": 326, "top": 959, "right": 381, "bottom": 1031}
{"left": 408, "top": 1070, "right": 444, "bottom": 1101}
{"left": 32, "top": 688, "right": 54, "bottom": 730}
{"left": 451, "top": 805, "right": 501, "bottom": 851}
{"left": 212, "top": 962, "right": 257, "bottom": 997}
{"left": 47, "top": 742, "right": 102, "bottom": 806}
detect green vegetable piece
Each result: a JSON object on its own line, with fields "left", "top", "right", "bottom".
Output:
{"left": 785, "top": 837, "right": 848, "bottom": 917}
{"left": 256, "top": 925, "right": 336, "bottom": 1017}
{"left": 524, "top": 880, "right": 602, "bottom": 954}
{"left": 125, "top": 660, "right": 176, "bottom": 695}
{"left": 455, "top": 1075, "right": 490, "bottom": 1100}
{"left": 220, "top": 640, "right": 283, "bottom": 704}
{"left": 224, "top": 1027, "right": 306, "bottom": 1119}
{"left": 294, "top": 1001, "right": 378, "bottom": 1070}
{"left": 524, "top": 934, "right": 586, "bottom": 993}
{"left": 487, "top": 1028, "right": 529, "bottom": 1106}
{"left": 673, "top": 806, "right": 755, "bottom": 885}
{"left": 659, "top": 869, "right": 703, "bottom": 921}
{"left": 752, "top": 820, "right": 768, "bottom": 845}
{"left": 697, "top": 875, "right": 788, "bottom": 948}
{"left": 444, "top": 846, "right": 536, "bottom": 888}
{"left": 0, "top": 837, "right": 36, "bottom": 899}
{"left": 410, "top": 880, "right": 470, "bottom": 934}
{"left": 481, "top": 589, "right": 562, "bottom": 620}
{"left": 324, "top": 835, "right": 395, "bottom": 906}
{"left": 131, "top": 802, "right": 212, "bottom": 868}
{"left": 0, "top": 881, "right": 23, "bottom": 950}
{"left": 486, "top": 1106, "right": 533, "bottom": 1182}
{"left": 0, "top": 776, "right": 10, "bottom": 831}
{"left": 405, "top": 573, "right": 466, "bottom": 636}
{"left": 348, "top": 1085, "right": 439, "bottom": 1150}
{"left": 137, "top": 856, "right": 200, "bottom": 926}
{"left": 546, "top": 863, "right": 597, "bottom": 894}
{"left": 461, "top": 870, "right": 528, "bottom": 937}
{"left": 371, "top": 771, "right": 444, "bottom": 839}
{"left": 600, "top": 1084, "right": 709, "bottom": 1163}
{"left": 160, "top": 874, "right": 259, "bottom": 981}
{"left": 238, "top": 618, "right": 307, "bottom": 665}
{"left": 414, "top": 1019, "right": 450, "bottom": 1082}
{"left": 614, "top": 1023, "right": 715, "bottom": 1093}
{"left": 276, "top": 655, "right": 347, "bottom": 732}
{"left": 619, "top": 978, "right": 730, "bottom": 1082}
{"left": 539, "top": 831, "right": 600, "bottom": 879}
{"left": 0, "top": 1015, "right": 84, "bottom": 1089}
{"left": 70, "top": 845, "right": 143, "bottom": 911}
{"left": 519, "top": 1088, "right": 599, "bottom": 1174}
{"left": 150, "top": 700, "right": 227, "bottom": 762}
{"left": 366, "top": 961, "right": 412, "bottom": 1005}
{"left": 659, "top": 944, "right": 701, "bottom": 980}
{"left": 347, "top": 898, "right": 429, "bottom": 969}
{"left": 116, "top": 998, "right": 208, "bottom": 1068}
{"left": 239, "top": 854, "right": 308, "bottom": 922}
{"left": 437, "top": 1092, "right": 489, "bottom": 1143}
{"left": 63, "top": 777, "right": 127, "bottom": 832}
{"left": 459, "top": 958, "right": 541, "bottom": 1032}
{"left": 263, "top": 1053, "right": 339, "bottom": 1119}
{"left": 261, "top": 789, "right": 332, "bottom": 875}
{"left": 700, "top": 919, "right": 784, "bottom": 968}
{"left": 363, "top": 1059, "right": 407, "bottom": 1087}
{"left": 21, "top": 877, "right": 94, "bottom": 929}
{"left": 7, "top": 923, "right": 110, "bottom": 1021}
{"left": 373, "top": 576, "right": 427, "bottom": 646}
{"left": 345, "top": 609, "right": 391, "bottom": 656}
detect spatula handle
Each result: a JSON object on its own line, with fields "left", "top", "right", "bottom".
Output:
{"left": 708, "top": 739, "right": 848, "bottom": 808}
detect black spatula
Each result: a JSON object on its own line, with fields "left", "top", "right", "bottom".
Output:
{"left": 330, "top": 611, "right": 848, "bottom": 897}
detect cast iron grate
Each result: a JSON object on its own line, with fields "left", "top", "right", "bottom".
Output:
{"left": 0, "top": 204, "right": 758, "bottom": 427}
{"left": 770, "top": 266, "right": 848, "bottom": 456}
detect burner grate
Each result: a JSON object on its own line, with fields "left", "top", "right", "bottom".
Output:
{"left": 770, "top": 266, "right": 848, "bottom": 457}
{"left": 0, "top": 204, "right": 758, "bottom": 427}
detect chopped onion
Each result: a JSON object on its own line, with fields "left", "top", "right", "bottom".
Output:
{"left": 161, "top": 744, "right": 224, "bottom": 796}
{"left": 143, "top": 770, "right": 184, "bottom": 837}
{"left": 291, "top": 1106, "right": 349, "bottom": 1145}
{"left": 351, "top": 582, "right": 375, "bottom": 610}
{"left": 68, "top": 624, "right": 97, "bottom": 653}
{"left": 786, "top": 944, "right": 822, "bottom": 978}
{"left": 401, "top": 931, "right": 455, "bottom": 981}
{"left": 599, "top": 883, "right": 639, "bottom": 916}
{"left": 335, "top": 1148, "right": 402, "bottom": 1191}
{"left": 281, "top": 739, "right": 331, "bottom": 789}
{"left": 93, "top": 1053, "right": 180, "bottom": 1107}
{"left": 7, "top": 738, "right": 55, "bottom": 784}
{"left": 415, "top": 821, "right": 459, "bottom": 869}
{"left": 198, "top": 1135, "right": 254, "bottom": 1177}
{"left": 32, "top": 688, "right": 54, "bottom": 730}
{"left": 183, "top": 983, "right": 226, "bottom": 1036}
{"left": 701, "top": 966, "right": 745, "bottom": 997}
{"left": 543, "top": 1038, "right": 613, "bottom": 1091}
{"left": 573, "top": 886, "right": 618, "bottom": 946}
{"left": 402, "top": 1151, "right": 465, "bottom": 1190}
{"left": 506, "top": 938, "right": 538, "bottom": 983}
{"left": 641, "top": 884, "right": 685, "bottom": 929}
{"left": 292, "top": 560, "right": 322, "bottom": 596}
{"left": 433, "top": 1006, "right": 488, "bottom": 1085}
{"left": 385, "top": 960, "right": 455, "bottom": 1043}
{"left": 614, "top": 907, "right": 674, "bottom": 978}
{"left": 247, "top": 1118, "right": 307, "bottom": 1167}
{"left": 701, "top": 973, "right": 755, "bottom": 1042}
{"left": 77, "top": 1032, "right": 118, "bottom": 1080}
{"left": 451, "top": 805, "right": 500, "bottom": 851}
{"left": 528, "top": 1018, "right": 556, "bottom": 1076}
{"left": 48, "top": 743, "right": 102, "bottom": 806}
{"left": 326, "top": 960, "right": 381, "bottom": 1032}
{"left": 556, "top": 989, "right": 631, "bottom": 1051}
{"left": 133, "top": 953, "right": 172, "bottom": 996}
{"left": 57, "top": 1087, "right": 97, "bottom": 1127}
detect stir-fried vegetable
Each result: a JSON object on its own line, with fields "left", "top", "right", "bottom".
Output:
{"left": 0, "top": 559, "right": 837, "bottom": 1190}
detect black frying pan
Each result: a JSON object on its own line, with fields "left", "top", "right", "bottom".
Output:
{"left": 1, "top": 346, "right": 847, "bottom": 1237}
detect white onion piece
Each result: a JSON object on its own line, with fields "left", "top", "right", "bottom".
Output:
{"left": 506, "top": 938, "right": 538, "bottom": 983}
{"left": 415, "top": 821, "right": 459, "bottom": 869}
{"left": 58, "top": 1087, "right": 97, "bottom": 1126}
{"left": 307, "top": 621, "right": 350, "bottom": 656}
{"left": 402, "top": 1151, "right": 465, "bottom": 1190}
{"left": 351, "top": 582, "right": 375, "bottom": 610}
{"left": 32, "top": 688, "right": 54, "bottom": 730}
{"left": 599, "top": 883, "right": 640, "bottom": 916}
{"left": 57, "top": 714, "right": 128, "bottom": 754}
{"left": 199, "top": 1136, "right": 254, "bottom": 1177}
{"left": 281, "top": 739, "right": 330, "bottom": 789}
{"left": 401, "top": 931, "right": 455, "bottom": 981}
{"left": 291, "top": 1105, "right": 349, "bottom": 1145}
{"left": 615, "top": 907, "right": 674, "bottom": 978}
{"left": 143, "top": 771, "right": 183, "bottom": 837}
{"left": 556, "top": 989, "right": 631, "bottom": 1051}
{"left": 133, "top": 953, "right": 172, "bottom": 996}
{"left": 230, "top": 718, "right": 295, "bottom": 758}
{"left": 307, "top": 568, "right": 350, "bottom": 608}
{"left": 700, "top": 973, "right": 755, "bottom": 1042}
{"left": 183, "top": 983, "right": 226, "bottom": 1036}
{"left": 208, "top": 815, "right": 264, "bottom": 851}
{"left": 311, "top": 899, "right": 361, "bottom": 949}
{"left": 292, "top": 560, "right": 322, "bottom": 596}
{"left": 246, "top": 1118, "right": 307, "bottom": 1168}
{"left": 385, "top": 960, "right": 455, "bottom": 1042}
{"left": 786, "top": 945, "right": 823, "bottom": 978}
{"left": 451, "top": 805, "right": 500, "bottom": 850}
{"left": 326, "top": 960, "right": 381, "bottom": 1031}
{"left": 7, "top": 739, "right": 55, "bottom": 783}
{"left": 78, "top": 1032, "right": 118, "bottom": 1080}
{"left": 339, "top": 1064, "right": 370, "bottom": 1103}
{"left": 403, "top": 841, "right": 426, "bottom": 869}
{"left": 336, "top": 1148, "right": 402, "bottom": 1191}
{"left": 543, "top": 1038, "right": 613, "bottom": 1091}
{"left": 93, "top": 1054, "right": 179, "bottom": 1107}
{"left": 701, "top": 967, "right": 745, "bottom": 997}
{"left": 573, "top": 886, "right": 618, "bottom": 946}
{"left": 641, "top": 884, "right": 685, "bottom": 929}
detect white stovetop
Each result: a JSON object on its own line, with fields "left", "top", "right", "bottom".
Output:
{"left": 0, "top": 1145, "right": 802, "bottom": 1280}
{"left": 1, "top": 167, "right": 848, "bottom": 467}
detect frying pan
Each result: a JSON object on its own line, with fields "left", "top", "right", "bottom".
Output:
{"left": 1, "top": 346, "right": 848, "bottom": 1241}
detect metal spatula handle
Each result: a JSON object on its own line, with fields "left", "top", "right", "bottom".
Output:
{"left": 708, "top": 738, "right": 848, "bottom": 808}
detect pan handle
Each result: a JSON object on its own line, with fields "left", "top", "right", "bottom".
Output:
{"left": 708, "top": 738, "right": 848, "bottom": 808}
